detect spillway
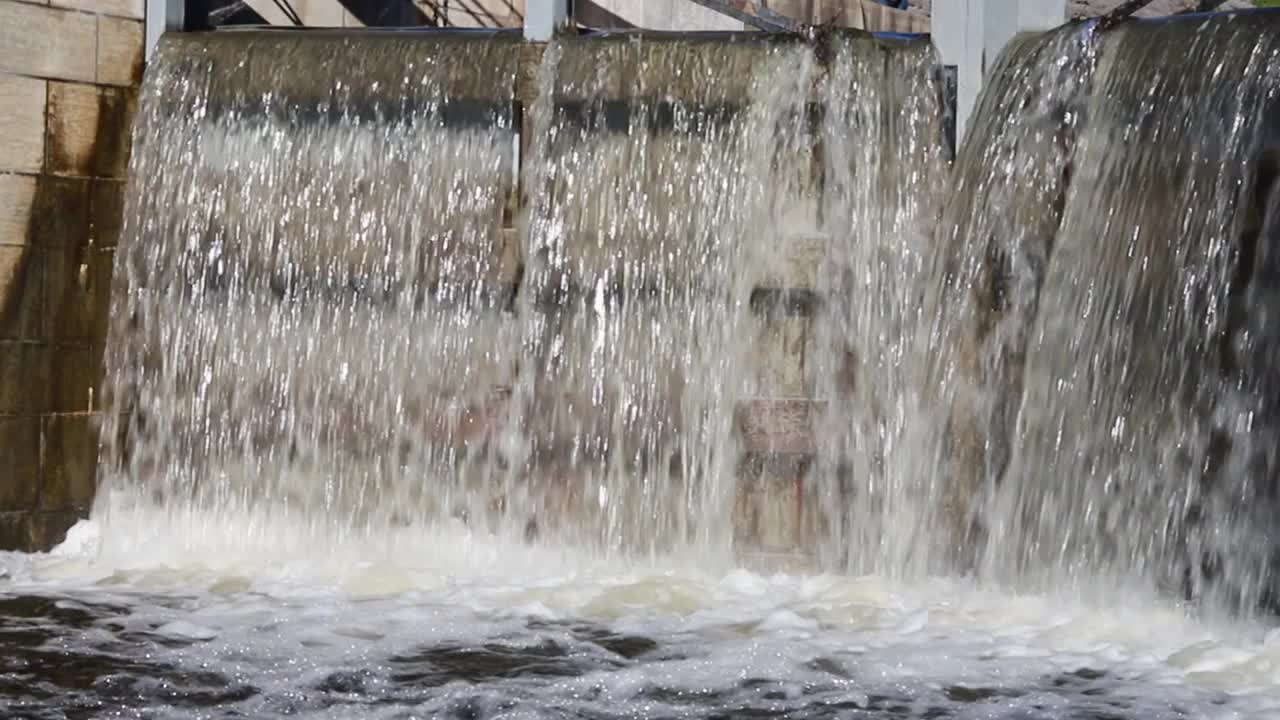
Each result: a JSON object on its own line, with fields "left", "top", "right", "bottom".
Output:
{"left": 2, "top": 10, "right": 1280, "bottom": 720}
{"left": 810, "top": 33, "right": 949, "bottom": 577}
{"left": 99, "top": 32, "right": 526, "bottom": 549}
{"left": 506, "top": 33, "right": 816, "bottom": 555}
{"left": 925, "top": 13, "right": 1280, "bottom": 617}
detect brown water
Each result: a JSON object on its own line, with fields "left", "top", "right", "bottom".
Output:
{"left": 965, "top": 15, "right": 1280, "bottom": 616}
{"left": 500, "top": 33, "right": 817, "bottom": 556}
{"left": 100, "top": 31, "right": 524, "bottom": 545}
{"left": 808, "top": 34, "right": 949, "bottom": 577}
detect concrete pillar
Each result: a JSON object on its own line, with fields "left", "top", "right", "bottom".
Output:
{"left": 932, "top": 0, "right": 1066, "bottom": 141}
{"left": 526, "top": 0, "right": 571, "bottom": 40}
{"left": 145, "top": 0, "right": 184, "bottom": 59}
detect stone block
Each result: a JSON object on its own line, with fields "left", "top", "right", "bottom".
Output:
{"left": 46, "top": 246, "right": 111, "bottom": 343}
{"left": 96, "top": 16, "right": 143, "bottom": 87}
{"left": 90, "top": 179, "right": 126, "bottom": 249}
{"left": 735, "top": 398, "right": 818, "bottom": 455}
{"left": 734, "top": 465, "right": 805, "bottom": 551}
{"left": 0, "top": 245, "right": 43, "bottom": 340}
{"left": 0, "top": 342, "right": 50, "bottom": 414}
{"left": 0, "top": 174, "right": 37, "bottom": 245}
{"left": 50, "top": 343, "right": 102, "bottom": 413}
{"left": 40, "top": 414, "right": 98, "bottom": 511}
{"left": 0, "top": 2, "right": 97, "bottom": 83}
{"left": 0, "top": 72, "right": 47, "bottom": 173}
{"left": 47, "top": 82, "right": 134, "bottom": 178}
{"left": 0, "top": 417, "right": 40, "bottom": 512}
{"left": 46, "top": 82, "right": 99, "bottom": 177}
{"left": 0, "top": 511, "right": 29, "bottom": 551}
{"left": 27, "top": 175, "right": 90, "bottom": 247}
{"left": 51, "top": 0, "right": 145, "bottom": 19}
{"left": 746, "top": 313, "right": 811, "bottom": 397}
{"left": 27, "top": 510, "right": 81, "bottom": 550}
{"left": 754, "top": 233, "right": 826, "bottom": 291}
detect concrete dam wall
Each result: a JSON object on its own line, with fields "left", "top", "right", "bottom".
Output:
{"left": 0, "top": 0, "right": 143, "bottom": 551}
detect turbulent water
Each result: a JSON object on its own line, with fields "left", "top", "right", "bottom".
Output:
{"left": 810, "top": 35, "right": 949, "bottom": 577}
{"left": 923, "top": 25, "right": 1101, "bottom": 583}
{"left": 100, "top": 32, "right": 525, "bottom": 547}
{"left": 510, "top": 34, "right": 817, "bottom": 555}
{"left": 5, "top": 11, "right": 1280, "bottom": 720}
{"left": 962, "top": 14, "right": 1280, "bottom": 615}
{"left": 3, "top": 513, "right": 1280, "bottom": 719}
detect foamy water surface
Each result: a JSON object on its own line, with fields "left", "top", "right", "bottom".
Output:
{"left": 1, "top": 502, "right": 1279, "bottom": 719}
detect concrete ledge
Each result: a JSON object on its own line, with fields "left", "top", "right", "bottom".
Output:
{"left": 159, "top": 31, "right": 526, "bottom": 105}
{"left": 0, "top": 509, "right": 82, "bottom": 553}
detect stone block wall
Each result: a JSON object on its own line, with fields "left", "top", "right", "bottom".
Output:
{"left": 0, "top": 0, "right": 142, "bottom": 551}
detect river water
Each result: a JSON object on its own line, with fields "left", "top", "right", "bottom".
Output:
{"left": 2, "top": 502, "right": 1279, "bottom": 719}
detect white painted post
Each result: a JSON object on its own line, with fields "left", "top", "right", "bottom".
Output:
{"left": 145, "top": 0, "right": 185, "bottom": 59}
{"left": 932, "top": 0, "right": 1066, "bottom": 142}
{"left": 526, "top": 0, "right": 571, "bottom": 41}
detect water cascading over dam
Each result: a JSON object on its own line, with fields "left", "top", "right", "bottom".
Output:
{"left": 9, "top": 10, "right": 1280, "bottom": 720}
{"left": 99, "top": 27, "right": 953, "bottom": 564}
{"left": 100, "top": 32, "right": 527, "bottom": 550}
{"left": 923, "top": 12, "right": 1280, "bottom": 615}
{"left": 95, "top": 13, "right": 1280, "bottom": 617}
{"left": 974, "top": 13, "right": 1280, "bottom": 614}
{"left": 505, "top": 33, "right": 816, "bottom": 555}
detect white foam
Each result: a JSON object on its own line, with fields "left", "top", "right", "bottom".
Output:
{"left": 156, "top": 620, "right": 219, "bottom": 641}
{"left": 50, "top": 518, "right": 100, "bottom": 557}
{"left": 3, "top": 496, "right": 1277, "bottom": 717}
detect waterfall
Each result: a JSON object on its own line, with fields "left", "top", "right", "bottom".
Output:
{"left": 977, "top": 14, "right": 1280, "bottom": 615}
{"left": 100, "top": 33, "right": 524, "bottom": 547}
{"left": 99, "top": 13, "right": 1280, "bottom": 616}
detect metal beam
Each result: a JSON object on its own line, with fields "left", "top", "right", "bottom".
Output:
{"left": 146, "top": 0, "right": 186, "bottom": 58}
{"left": 1096, "top": 0, "right": 1161, "bottom": 28}
{"left": 188, "top": 1, "right": 269, "bottom": 29}
{"left": 335, "top": 0, "right": 428, "bottom": 26}
{"left": 684, "top": 0, "right": 796, "bottom": 32}
{"left": 525, "top": 0, "right": 570, "bottom": 40}
{"left": 208, "top": 1, "right": 268, "bottom": 25}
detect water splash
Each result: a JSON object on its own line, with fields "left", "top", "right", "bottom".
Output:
{"left": 100, "top": 32, "right": 523, "bottom": 549}
{"left": 921, "top": 25, "right": 1101, "bottom": 578}
{"left": 513, "top": 34, "right": 816, "bottom": 557}
{"left": 980, "top": 15, "right": 1280, "bottom": 615}
{"left": 810, "top": 35, "right": 949, "bottom": 578}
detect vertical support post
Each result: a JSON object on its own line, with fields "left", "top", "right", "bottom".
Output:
{"left": 525, "top": 0, "right": 570, "bottom": 41}
{"left": 932, "top": 0, "right": 1066, "bottom": 143}
{"left": 145, "top": 0, "right": 185, "bottom": 59}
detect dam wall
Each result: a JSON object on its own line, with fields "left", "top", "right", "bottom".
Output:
{"left": 0, "top": 0, "right": 143, "bottom": 551}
